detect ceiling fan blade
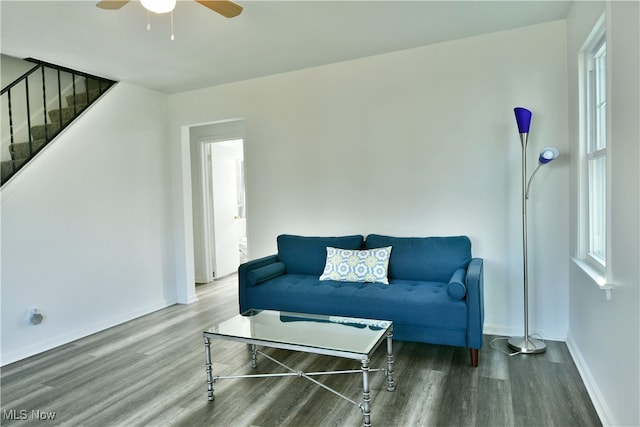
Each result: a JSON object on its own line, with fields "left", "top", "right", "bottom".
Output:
{"left": 96, "top": 0, "right": 130, "bottom": 10}
{"left": 195, "top": 0, "right": 243, "bottom": 18}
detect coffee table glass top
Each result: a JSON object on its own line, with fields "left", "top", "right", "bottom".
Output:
{"left": 205, "top": 309, "right": 392, "bottom": 356}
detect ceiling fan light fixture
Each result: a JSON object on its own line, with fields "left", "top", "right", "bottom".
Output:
{"left": 140, "top": 0, "right": 176, "bottom": 14}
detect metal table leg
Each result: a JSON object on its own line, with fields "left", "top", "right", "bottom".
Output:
{"left": 361, "top": 358, "right": 371, "bottom": 427}
{"left": 250, "top": 344, "right": 258, "bottom": 368}
{"left": 385, "top": 328, "right": 395, "bottom": 392}
{"left": 204, "top": 336, "right": 215, "bottom": 401}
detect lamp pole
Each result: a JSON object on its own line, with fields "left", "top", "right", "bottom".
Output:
{"left": 508, "top": 107, "right": 558, "bottom": 354}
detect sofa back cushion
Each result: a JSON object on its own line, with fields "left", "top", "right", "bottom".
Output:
{"left": 277, "top": 234, "right": 365, "bottom": 276}
{"left": 365, "top": 235, "right": 471, "bottom": 282}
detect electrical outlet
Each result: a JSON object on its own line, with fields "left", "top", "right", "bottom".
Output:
{"left": 29, "top": 308, "right": 44, "bottom": 326}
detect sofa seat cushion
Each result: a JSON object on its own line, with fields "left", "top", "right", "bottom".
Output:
{"left": 244, "top": 274, "right": 467, "bottom": 330}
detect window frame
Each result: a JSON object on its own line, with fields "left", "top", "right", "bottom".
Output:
{"left": 578, "top": 16, "right": 609, "bottom": 275}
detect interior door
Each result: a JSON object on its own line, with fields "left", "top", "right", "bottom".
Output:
{"left": 210, "top": 142, "right": 242, "bottom": 278}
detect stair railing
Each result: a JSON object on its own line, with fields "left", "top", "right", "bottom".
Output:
{"left": 1, "top": 58, "right": 116, "bottom": 186}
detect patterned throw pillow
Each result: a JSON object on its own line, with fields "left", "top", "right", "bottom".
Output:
{"left": 319, "top": 246, "right": 392, "bottom": 284}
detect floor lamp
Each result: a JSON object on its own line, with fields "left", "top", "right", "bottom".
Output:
{"left": 508, "top": 107, "right": 559, "bottom": 354}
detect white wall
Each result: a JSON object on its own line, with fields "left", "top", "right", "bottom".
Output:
{"left": 0, "top": 83, "right": 176, "bottom": 365}
{"left": 169, "top": 21, "right": 570, "bottom": 341}
{"left": 566, "top": 2, "right": 640, "bottom": 426}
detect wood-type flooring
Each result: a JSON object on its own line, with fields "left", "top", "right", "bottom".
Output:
{"left": 1, "top": 274, "right": 601, "bottom": 426}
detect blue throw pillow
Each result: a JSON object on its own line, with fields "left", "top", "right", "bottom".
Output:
{"left": 277, "top": 235, "right": 364, "bottom": 275}
{"left": 319, "top": 246, "right": 392, "bottom": 284}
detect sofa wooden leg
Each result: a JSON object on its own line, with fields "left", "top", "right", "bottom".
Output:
{"left": 470, "top": 348, "right": 479, "bottom": 367}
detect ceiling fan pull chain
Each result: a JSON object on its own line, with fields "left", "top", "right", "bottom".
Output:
{"left": 170, "top": 10, "right": 175, "bottom": 40}
{"left": 146, "top": 10, "right": 151, "bottom": 31}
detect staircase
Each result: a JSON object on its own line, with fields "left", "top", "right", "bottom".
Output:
{"left": 1, "top": 59, "right": 116, "bottom": 186}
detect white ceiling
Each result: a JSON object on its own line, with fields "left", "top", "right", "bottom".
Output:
{"left": 1, "top": 0, "right": 572, "bottom": 94}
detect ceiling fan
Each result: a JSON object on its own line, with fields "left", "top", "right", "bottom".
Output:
{"left": 96, "top": 0, "right": 243, "bottom": 18}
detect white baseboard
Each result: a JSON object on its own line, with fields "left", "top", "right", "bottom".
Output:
{"left": 179, "top": 294, "right": 199, "bottom": 304}
{"left": 565, "top": 336, "right": 615, "bottom": 426}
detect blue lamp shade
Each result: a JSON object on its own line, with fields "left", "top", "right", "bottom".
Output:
{"left": 538, "top": 146, "right": 560, "bottom": 164}
{"left": 514, "top": 107, "right": 532, "bottom": 134}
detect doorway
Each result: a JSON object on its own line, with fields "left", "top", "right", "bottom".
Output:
{"left": 189, "top": 120, "right": 246, "bottom": 283}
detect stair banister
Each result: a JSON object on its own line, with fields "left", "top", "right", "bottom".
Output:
{"left": 1, "top": 59, "right": 116, "bottom": 186}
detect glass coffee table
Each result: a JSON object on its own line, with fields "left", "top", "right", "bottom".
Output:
{"left": 203, "top": 309, "right": 395, "bottom": 427}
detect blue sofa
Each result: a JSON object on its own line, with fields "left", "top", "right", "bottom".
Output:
{"left": 238, "top": 234, "right": 484, "bottom": 366}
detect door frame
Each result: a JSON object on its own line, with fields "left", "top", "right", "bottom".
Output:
{"left": 189, "top": 119, "right": 245, "bottom": 283}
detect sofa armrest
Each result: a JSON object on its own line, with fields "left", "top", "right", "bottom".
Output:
{"left": 465, "top": 258, "right": 484, "bottom": 349}
{"left": 238, "top": 255, "right": 280, "bottom": 312}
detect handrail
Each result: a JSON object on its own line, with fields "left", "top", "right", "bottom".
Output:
{"left": 1, "top": 58, "right": 116, "bottom": 186}
{"left": 1, "top": 58, "right": 114, "bottom": 98}
{"left": 24, "top": 58, "right": 111, "bottom": 82}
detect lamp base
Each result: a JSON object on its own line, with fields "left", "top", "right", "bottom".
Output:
{"left": 507, "top": 336, "right": 546, "bottom": 354}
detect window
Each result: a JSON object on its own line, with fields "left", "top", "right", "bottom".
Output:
{"left": 580, "top": 22, "right": 607, "bottom": 271}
